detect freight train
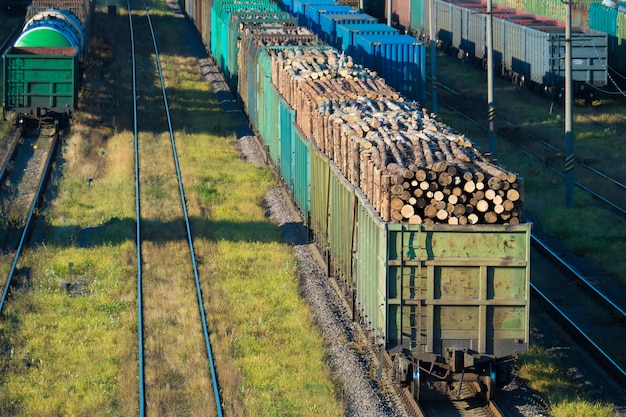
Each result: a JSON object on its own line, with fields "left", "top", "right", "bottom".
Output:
{"left": 183, "top": 0, "right": 531, "bottom": 403}
{"left": 1, "top": 0, "right": 93, "bottom": 124}
{"left": 390, "top": 0, "right": 608, "bottom": 99}
{"left": 382, "top": 0, "right": 626, "bottom": 96}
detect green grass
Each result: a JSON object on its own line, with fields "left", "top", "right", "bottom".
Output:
{"left": 0, "top": 2, "right": 344, "bottom": 416}
{"left": 0, "top": 244, "right": 138, "bottom": 416}
{"left": 518, "top": 347, "right": 619, "bottom": 417}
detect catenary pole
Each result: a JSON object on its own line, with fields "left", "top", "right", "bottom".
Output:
{"left": 487, "top": 0, "right": 495, "bottom": 155}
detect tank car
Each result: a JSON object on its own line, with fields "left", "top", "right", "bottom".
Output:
{"left": 183, "top": 0, "right": 531, "bottom": 403}
{"left": 2, "top": 0, "right": 92, "bottom": 123}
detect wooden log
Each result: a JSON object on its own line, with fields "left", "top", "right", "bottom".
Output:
{"left": 401, "top": 204, "right": 415, "bottom": 218}
{"left": 476, "top": 199, "right": 490, "bottom": 213}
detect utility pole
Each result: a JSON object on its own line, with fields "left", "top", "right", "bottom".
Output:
{"left": 487, "top": 0, "right": 495, "bottom": 155}
{"left": 429, "top": 0, "right": 438, "bottom": 113}
{"left": 564, "top": 0, "right": 574, "bottom": 208}
{"left": 387, "top": 0, "right": 392, "bottom": 26}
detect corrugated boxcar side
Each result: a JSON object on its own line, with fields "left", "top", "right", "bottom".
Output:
{"left": 256, "top": 49, "right": 279, "bottom": 162}
{"left": 292, "top": 0, "right": 339, "bottom": 26}
{"left": 354, "top": 187, "right": 387, "bottom": 340}
{"left": 305, "top": 4, "right": 355, "bottom": 36}
{"left": 409, "top": 0, "right": 425, "bottom": 34}
{"left": 354, "top": 34, "right": 425, "bottom": 103}
{"left": 385, "top": 222, "right": 530, "bottom": 358}
{"left": 617, "top": 9, "right": 626, "bottom": 76}
{"left": 503, "top": 20, "right": 529, "bottom": 81}
{"left": 524, "top": 0, "right": 591, "bottom": 28}
{"left": 293, "top": 122, "right": 311, "bottom": 221}
{"left": 211, "top": 1, "right": 277, "bottom": 65}
{"left": 524, "top": 28, "right": 546, "bottom": 84}
{"left": 491, "top": 0, "right": 524, "bottom": 11}
{"left": 589, "top": 3, "right": 626, "bottom": 81}
{"left": 187, "top": 0, "right": 196, "bottom": 30}
{"left": 279, "top": 92, "right": 296, "bottom": 189}
{"left": 279, "top": 0, "right": 294, "bottom": 13}
{"left": 590, "top": 2, "right": 619, "bottom": 37}
{"left": 309, "top": 139, "right": 358, "bottom": 294}
{"left": 450, "top": 3, "right": 463, "bottom": 53}
{"left": 328, "top": 157, "right": 357, "bottom": 292}
{"left": 386, "top": 0, "right": 410, "bottom": 30}
{"left": 201, "top": 0, "right": 211, "bottom": 48}
{"left": 310, "top": 144, "right": 331, "bottom": 252}
{"left": 433, "top": 0, "right": 452, "bottom": 49}
{"left": 466, "top": 9, "right": 486, "bottom": 60}
{"left": 336, "top": 23, "right": 398, "bottom": 57}
{"left": 319, "top": 12, "right": 377, "bottom": 45}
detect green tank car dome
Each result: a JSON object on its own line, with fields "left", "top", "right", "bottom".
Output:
{"left": 14, "top": 26, "right": 75, "bottom": 48}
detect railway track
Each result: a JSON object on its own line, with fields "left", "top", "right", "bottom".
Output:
{"left": 0, "top": 14, "right": 23, "bottom": 52}
{"left": 418, "top": 382, "right": 500, "bottom": 417}
{"left": 126, "top": 0, "right": 222, "bottom": 414}
{"left": 531, "top": 236, "right": 626, "bottom": 382}
{"left": 0, "top": 124, "right": 59, "bottom": 312}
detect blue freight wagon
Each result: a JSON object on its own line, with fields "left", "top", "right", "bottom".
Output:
{"left": 336, "top": 22, "right": 398, "bottom": 56}
{"left": 354, "top": 33, "right": 426, "bottom": 103}
{"left": 319, "top": 12, "right": 378, "bottom": 45}
{"left": 292, "top": 0, "right": 341, "bottom": 26}
{"left": 304, "top": 4, "right": 357, "bottom": 36}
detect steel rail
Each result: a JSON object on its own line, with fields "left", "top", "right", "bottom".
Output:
{"left": 0, "top": 19, "right": 22, "bottom": 52}
{"left": 530, "top": 283, "right": 626, "bottom": 382}
{"left": 142, "top": 3, "right": 223, "bottom": 415}
{"left": 531, "top": 234, "right": 626, "bottom": 318}
{"left": 1, "top": 128, "right": 60, "bottom": 313}
{"left": 126, "top": 1, "right": 146, "bottom": 414}
{"left": 581, "top": 161, "right": 626, "bottom": 191}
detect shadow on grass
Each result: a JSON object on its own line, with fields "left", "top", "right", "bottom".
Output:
{"left": 29, "top": 215, "right": 304, "bottom": 248}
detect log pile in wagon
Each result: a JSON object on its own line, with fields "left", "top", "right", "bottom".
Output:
{"left": 249, "top": 44, "right": 522, "bottom": 224}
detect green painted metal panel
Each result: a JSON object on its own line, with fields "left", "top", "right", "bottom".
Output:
{"left": 409, "top": 0, "right": 424, "bottom": 33}
{"left": 262, "top": 74, "right": 280, "bottom": 165}
{"left": 227, "top": 13, "right": 295, "bottom": 89}
{"left": 354, "top": 191, "right": 387, "bottom": 339}
{"left": 3, "top": 47, "right": 79, "bottom": 113}
{"left": 279, "top": 94, "right": 295, "bottom": 189}
{"left": 617, "top": 11, "right": 626, "bottom": 75}
{"left": 385, "top": 223, "right": 530, "bottom": 358}
{"left": 293, "top": 124, "right": 311, "bottom": 223}
{"left": 300, "top": 98, "right": 530, "bottom": 360}
{"left": 310, "top": 143, "right": 330, "bottom": 252}
{"left": 211, "top": 1, "right": 278, "bottom": 73}
{"left": 590, "top": 2, "right": 619, "bottom": 37}
{"left": 328, "top": 162, "right": 356, "bottom": 293}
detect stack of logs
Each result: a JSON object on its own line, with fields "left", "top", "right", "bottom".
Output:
{"left": 259, "top": 46, "right": 523, "bottom": 224}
